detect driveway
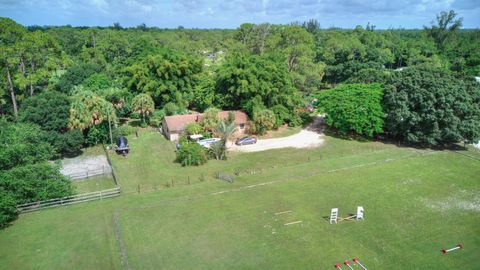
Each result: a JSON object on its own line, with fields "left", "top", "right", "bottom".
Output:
{"left": 229, "top": 116, "right": 325, "bottom": 153}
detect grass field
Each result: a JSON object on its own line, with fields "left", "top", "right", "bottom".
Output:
{"left": 0, "top": 130, "right": 479, "bottom": 269}
{"left": 73, "top": 174, "right": 117, "bottom": 193}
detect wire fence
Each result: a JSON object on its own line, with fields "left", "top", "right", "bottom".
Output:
{"left": 16, "top": 187, "right": 121, "bottom": 213}
{"left": 103, "top": 144, "right": 119, "bottom": 186}
{"left": 65, "top": 165, "right": 112, "bottom": 180}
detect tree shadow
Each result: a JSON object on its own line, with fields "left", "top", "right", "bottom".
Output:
{"left": 61, "top": 149, "right": 84, "bottom": 159}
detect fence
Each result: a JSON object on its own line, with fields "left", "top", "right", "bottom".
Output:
{"left": 65, "top": 165, "right": 112, "bottom": 180}
{"left": 16, "top": 187, "right": 121, "bottom": 213}
{"left": 103, "top": 145, "right": 119, "bottom": 186}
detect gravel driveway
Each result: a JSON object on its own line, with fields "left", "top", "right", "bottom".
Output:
{"left": 229, "top": 116, "right": 325, "bottom": 153}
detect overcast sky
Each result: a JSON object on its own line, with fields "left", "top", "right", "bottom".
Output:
{"left": 1, "top": 0, "right": 479, "bottom": 29}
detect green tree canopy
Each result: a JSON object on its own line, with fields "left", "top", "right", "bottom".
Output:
{"left": 131, "top": 93, "right": 154, "bottom": 123}
{"left": 215, "top": 53, "right": 302, "bottom": 114}
{"left": 19, "top": 91, "right": 70, "bottom": 132}
{"left": 383, "top": 67, "right": 480, "bottom": 145}
{"left": 317, "top": 83, "right": 385, "bottom": 137}
{"left": 124, "top": 48, "right": 203, "bottom": 106}
{"left": 69, "top": 89, "right": 116, "bottom": 130}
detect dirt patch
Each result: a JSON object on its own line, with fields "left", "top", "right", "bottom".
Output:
{"left": 229, "top": 116, "right": 325, "bottom": 153}
{"left": 421, "top": 190, "right": 480, "bottom": 213}
{"left": 60, "top": 155, "right": 111, "bottom": 178}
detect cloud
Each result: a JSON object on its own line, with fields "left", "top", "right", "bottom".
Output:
{"left": 0, "top": 0, "right": 479, "bottom": 28}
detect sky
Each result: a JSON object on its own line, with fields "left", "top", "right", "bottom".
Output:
{"left": 1, "top": 0, "right": 479, "bottom": 29}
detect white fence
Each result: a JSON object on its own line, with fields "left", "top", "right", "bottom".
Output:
{"left": 16, "top": 187, "right": 121, "bottom": 213}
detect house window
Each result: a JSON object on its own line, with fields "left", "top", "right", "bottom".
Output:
{"left": 239, "top": 123, "right": 245, "bottom": 129}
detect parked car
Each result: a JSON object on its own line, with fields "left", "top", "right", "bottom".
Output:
{"left": 197, "top": 138, "right": 221, "bottom": 148}
{"left": 235, "top": 136, "right": 257, "bottom": 146}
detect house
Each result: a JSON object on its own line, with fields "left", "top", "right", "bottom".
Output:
{"left": 162, "top": 110, "right": 249, "bottom": 141}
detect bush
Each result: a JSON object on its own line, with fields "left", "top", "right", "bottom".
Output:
{"left": 185, "top": 123, "right": 203, "bottom": 135}
{"left": 0, "top": 163, "right": 74, "bottom": 204}
{"left": 0, "top": 189, "right": 17, "bottom": 229}
{"left": 164, "top": 102, "right": 179, "bottom": 116}
{"left": 0, "top": 121, "right": 55, "bottom": 170}
{"left": 317, "top": 83, "right": 384, "bottom": 137}
{"left": 130, "top": 112, "right": 141, "bottom": 119}
{"left": 113, "top": 125, "right": 136, "bottom": 140}
{"left": 149, "top": 110, "right": 165, "bottom": 127}
{"left": 175, "top": 142, "right": 208, "bottom": 166}
{"left": 253, "top": 109, "right": 276, "bottom": 135}
{"left": 85, "top": 123, "right": 109, "bottom": 145}
{"left": 272, "top": 105, "right": 290, "bottom": 128}
{"left": 45, "top": 129, "right": 84, "bottom": 157}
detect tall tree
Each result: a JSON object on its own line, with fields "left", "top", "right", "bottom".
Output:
{"left": 69, "top": 89, "right": 116, "bottom": 130}
{"left": 0, "top": 18, "right": 26, "bottom": 117}
{"left": 384, "top": 67, "right": 480, "bottom": 146}
{"left": 124, "top": 48, "right": 203, "bottom": 106}
{"left": 131, "top": 93, "right": 154, "bottom": 124}
{"left": 425, "top": 10, "right": 463, "bottom": 49}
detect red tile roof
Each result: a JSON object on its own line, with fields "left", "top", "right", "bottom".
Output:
{"left": 163, "top": 110, "right": 248, "bottom": 133}
{"left": 164, "top": 114, "right": 201, "bottom": 133}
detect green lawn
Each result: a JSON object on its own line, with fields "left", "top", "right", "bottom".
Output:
{"left": 0, "top": 131, "right": 479, "bottom": 269}
{"left": 73, "top": 175, "right": 117, "bottom": 193}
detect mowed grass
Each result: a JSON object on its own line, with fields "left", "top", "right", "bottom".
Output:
{"left": 0, "top": 131, "right": 479, "bottom": 269}
{"left": 73, "top": 174, "right": 117, "bottom": 193}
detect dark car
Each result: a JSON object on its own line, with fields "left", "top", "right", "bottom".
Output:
{"left": 235, "top": 136, "right": 257, "bottom": 146}
{"left": 115, "top": 136, "right": 129, "bottom": 155}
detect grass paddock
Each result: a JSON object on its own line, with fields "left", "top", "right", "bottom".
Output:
{"left": 0, "top": 131, "right": 479, "bottom": 269}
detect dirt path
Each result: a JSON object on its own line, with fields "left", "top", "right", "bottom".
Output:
{"left": 229, "top": 116, "right": 325, "bottom": 153}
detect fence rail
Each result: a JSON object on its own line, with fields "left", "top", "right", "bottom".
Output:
{"left": 65, "top": 166, "right": 111, "bottom": 180}
{"left": 16, "top": 187, "right": 121, "bottom": 213}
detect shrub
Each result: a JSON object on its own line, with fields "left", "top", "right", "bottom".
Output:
{"left": 164, "top": 102, "right": 179, "bottom": 116}
{"left": 272, "top": 104, "right": 290, "bottom": 128}
{"left": 0, "top": 163, "right": 74, "bottom": 204}
{"left": 185, "top": 123, "right": 203, "bottom": 135}
{"left": 85, "top": 123, "right": 109, "bottom": 145}
{"left": 317, "top": 83, "right": 384, "bottom": 137}
{"left": 0, "top": 121, "right": 55, "bottom": 170}
{"left": 149, "top": 110, "right": 165, "bottom": 127}
{"left": 0, "top": 189, "right": 17, "bottom": 229}
{"left": 113, "top": 125, "right": 136, "bottom": 140}
{"left": 202, "top": 107, "right": 220, "bottom": 132}
{"left": 45, "top": 129, "right": 84, "bottom": 157}
{"left": 175, "top": 142, "right": 208, "bottom": 166}
{"left": 130, "top": 112, "right": 141, "bottom": 119}
{"left": 253, "top": 109, "right": 276, "bottom": 135}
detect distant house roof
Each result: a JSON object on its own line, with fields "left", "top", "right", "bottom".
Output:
{"left": 164, "top": 114, "right": 200, "bottom": 133}
{"left": 218, "top": 111, "right": 248, "bottom": 125}
{"left": 163, "top": 110, "right": 248, "bottom": 133}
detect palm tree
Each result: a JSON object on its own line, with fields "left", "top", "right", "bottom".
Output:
{"left": 209, "top": 141, "right": 226, "bottom": 160}
{"left": 69, "top": 91, "right": 116, "bottom": 129}
{"left": 216, "top": 121, "right": 238, "bottom": 147}
{"left": 131, "top": 93, "right": 154, "bottom": 124}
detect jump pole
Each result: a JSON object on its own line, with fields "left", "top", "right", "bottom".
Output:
{"left": 442, "top": 243, "right": 464, "bottom": 254}
{"left": 343, "top": 260, "right": 354, "bottom": 270}
{"left": 353, "top": 257, "right": 367, "bottom": 270}
{"left": 334, "top": 263, "right": 343, "bottom": 269}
